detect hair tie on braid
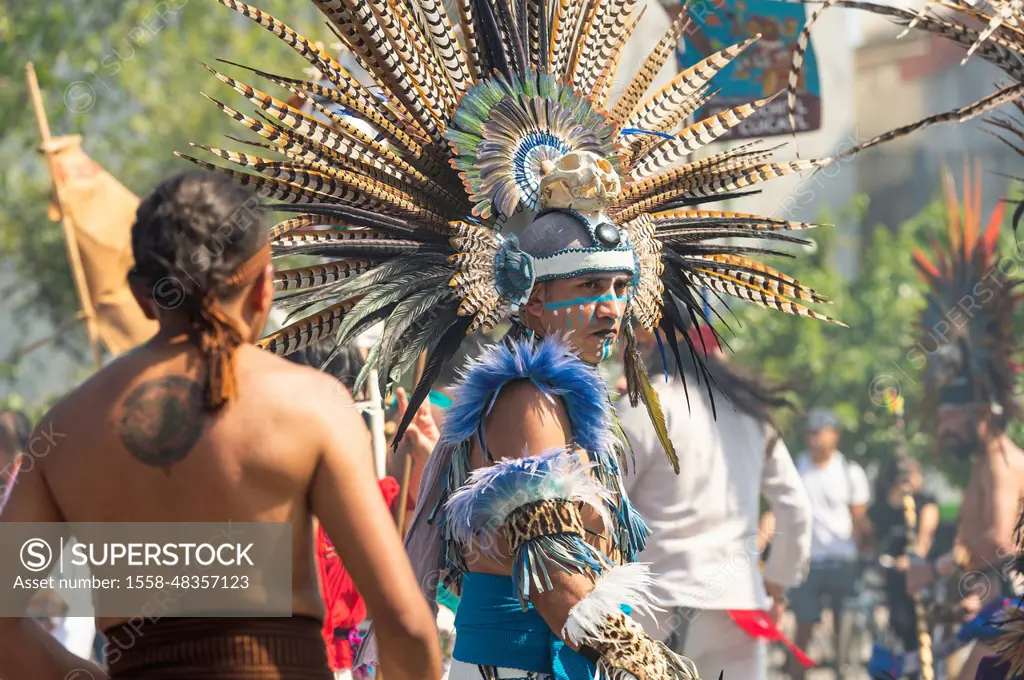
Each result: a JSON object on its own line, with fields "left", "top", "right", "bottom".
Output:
{"left": 193, "top": 292, "right": 245, "bottom": 411}
{"left": 189, "top": 240, "right": 272, "bottom": 412}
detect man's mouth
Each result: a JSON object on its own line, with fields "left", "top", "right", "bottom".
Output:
{"left": 592, "top": 329, "right": 615, "bottom": 340}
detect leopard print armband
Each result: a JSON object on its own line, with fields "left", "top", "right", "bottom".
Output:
{"left": 503, "top": 499, "right": 585, "bottom": 554}
{"left": 443, "top": 450, "right": 613, "bottom": 607}
{"left": 576, "top": 613, "right": 700, "bottom": 680}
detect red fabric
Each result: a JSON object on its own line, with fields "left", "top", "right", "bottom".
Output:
{"left": 317, "top": 477, "right": 402, "bottom": 671}
{"left": 728, "top": 610, "right": 815, "bottom": 669}
{"left": 376, "top": 475, "right": 417, "bottom": 511}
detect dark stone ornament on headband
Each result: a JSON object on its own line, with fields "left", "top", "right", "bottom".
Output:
{"left": 594, "top": 221, "right": 621, "bottom": 248}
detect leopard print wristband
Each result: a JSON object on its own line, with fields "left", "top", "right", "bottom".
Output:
{"left": 504, "top": 499, "right": 585, "bottom": 555}
{"left": 584, "top": 613, "right": 699, "bottom": 679}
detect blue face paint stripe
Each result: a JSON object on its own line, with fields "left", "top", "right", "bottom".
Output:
{"left": 542, "top": 294, "right": 630, "bottom": 310}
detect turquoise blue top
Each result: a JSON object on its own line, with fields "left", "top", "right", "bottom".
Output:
{"left": 452, "top": 572, "right": 596, "bottom": 679}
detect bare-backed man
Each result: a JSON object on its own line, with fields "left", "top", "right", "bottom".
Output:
{"left": 907, "top": 394, "right": 1024, "bottom": 680}
{"left": 0, "top": 171, "right": 440, "bottom": 680}
{"left": 903, "top": 175, "right": 1024, "bottom": 680}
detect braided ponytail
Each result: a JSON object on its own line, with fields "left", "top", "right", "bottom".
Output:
{"left": 129, "top": 171, "right": 269, "bottom": 411}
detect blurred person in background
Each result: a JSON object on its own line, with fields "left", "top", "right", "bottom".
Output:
{"left": 618, "top": 325, "right": 812, "bottom": 680}
{"left": 972, "top": 504, "right": 1024, "bottom": 680}
{"left": 298, "top": 338, "right": 441, "bottom": 679}
{"left": 898, "top": 171, "right": 1024, "bottom": 680}
{"left": 0, "top": 171, "right": 440, "bottom": 680}
{"left": 866, "top": 457, "right": 939, "bottom": 666}
{"left": 789, "top": 407, "right": 872, "bottom": 680}
{"left": 300, "top": 335, "right": 466, "bottom": 677}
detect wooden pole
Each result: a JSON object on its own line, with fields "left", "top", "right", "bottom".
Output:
{"left": 394, "top": 352, "right": 429, "bottom": 535}
{"left": 884, "top": 388, "right": 935, "bottom": 680}
{"left": 365, "top": 368, "right": 388, "bottom": 480}
{"left": 25, "top": 63, "right": 103, "bottom": 370}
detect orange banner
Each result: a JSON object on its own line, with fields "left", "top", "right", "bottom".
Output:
{"left": 46, "top": 136, "right": 156, "bottom": 355}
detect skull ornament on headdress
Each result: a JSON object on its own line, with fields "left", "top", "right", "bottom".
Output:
{"left": 539, "top": 150, "right": 622, "bottom": 215}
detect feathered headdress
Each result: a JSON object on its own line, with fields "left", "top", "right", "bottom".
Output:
{"left": 912, "top": 163, "right": 1023, "bottom": 418}
{"left": 180, "top": 0, "right": 845, "bottom": 466}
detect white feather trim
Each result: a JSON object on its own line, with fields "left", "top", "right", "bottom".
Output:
{"left": 561, "top": 563, "right": 663, "bottom": 647}
{"left": 594, "top": 668, "right": 639, "bottom": 680}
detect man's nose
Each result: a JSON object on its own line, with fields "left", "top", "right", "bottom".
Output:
{"left": 594, "top": 293, "right": 624, "bottom": 320}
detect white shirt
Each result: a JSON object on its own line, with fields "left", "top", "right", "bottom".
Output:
{"left": 795, "top": 451, "right": 870, "bottom": 561}
{"left": 618, "top": 380, "right": 812, "bottom": 611}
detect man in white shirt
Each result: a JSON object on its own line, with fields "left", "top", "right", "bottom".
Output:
{"left": 619, "top": 330, "right": 812, "bottom": 680}
{"left": 789, "top": 407, "right": 871, "bottom": 680}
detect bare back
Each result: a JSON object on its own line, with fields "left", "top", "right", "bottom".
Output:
{"left": 959, "top": 437, "right": 1024, "bottom": 569}
{"left": 33, "top": 339, "right": 353, "bottom": 631}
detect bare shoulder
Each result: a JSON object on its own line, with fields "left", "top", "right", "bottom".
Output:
{"left": 236, "top": 346, "right": 365, "bottom": 455}
{"left": 977, "top": 442, "right": 1020, "bottom": 474}
{"left": 1001, "top": 441, "right": 1024, "bottom": 488}
{"left": 488, "top": 379, "right": 569, "bottom": 430}
{"left": 483, "top": 379, "right": 572, "bottom": 460}
{"left": 30, "top": 350, "right": 139, "bottom": 453}
{"left": 239, "top": 345, "right": 355, "bottom": 410}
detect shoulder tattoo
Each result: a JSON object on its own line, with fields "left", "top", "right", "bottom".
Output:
{"left": 117, "top": 376, "right": 205, "bottom": 468}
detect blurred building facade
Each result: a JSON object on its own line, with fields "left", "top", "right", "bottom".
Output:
{"left": 701, "top": 2, "right": 1018, "bottom": 281}
{"left": 852, "top": 14, "right": 1016, "bottom": 239}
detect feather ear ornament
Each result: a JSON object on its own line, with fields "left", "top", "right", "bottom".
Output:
{"left": 623, "top": 316, "right": 678, "bottom": 473}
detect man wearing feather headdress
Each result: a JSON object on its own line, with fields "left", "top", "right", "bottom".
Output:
{"left": 178, "top": 0, "right": 863, "bottom": 676}
{"left": 902, "top": 168, "right": 1024, "bottom": 680}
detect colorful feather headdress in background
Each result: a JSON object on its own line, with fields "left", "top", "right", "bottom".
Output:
{"left": 179, "top": 0, "right": 849, "bottom": 469}
{"left": 912, "top": 163, "right": 1023, "bottom": 420}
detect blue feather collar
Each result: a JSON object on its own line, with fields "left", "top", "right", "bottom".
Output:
{"left": 442, "top": 334, "right": 617, "bottom": 456}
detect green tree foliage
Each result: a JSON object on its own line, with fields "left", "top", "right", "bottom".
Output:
{"left": 724, "top": 190, "right": 1023, "bottom": 483}
{"left": 0, "top": 0, "right": 325, "bottom": 350}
